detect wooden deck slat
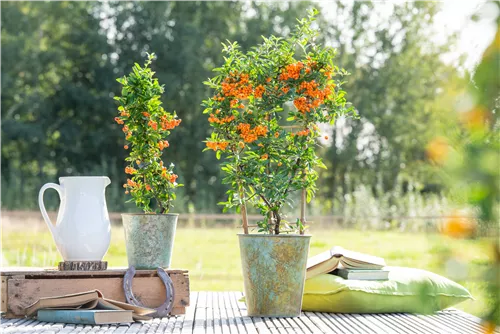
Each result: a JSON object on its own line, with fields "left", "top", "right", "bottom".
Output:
{"left": 367, "top": 314, "right": 410, "bottom": 334}
{"left": 2, "top": 292, "right": 498, "bottom": 333}
{"left": 337, "top": 314, "right": 379, "bottom": 334}
{"left": 425, "top": 313, "right": 469, "bottom": 334}
{"left": 228, "top": 292, "right": 257, "bottom": 334}
{"left": 304, "top": 312, "right": 340, "bottom": 334}
{"left": 223, "top": 292, "right": 246, "bottom": 334}
{"left": 393, "top": 313, "right": 443, "bottom": 334}
{"left": 443, "top": 309, "right": 498, "bottom": 333}
{"left": 430, "top": 313, "right": 482, "bottom": 334}
{"left": 295, "top": 312, "right": 324, "bottom": 334}
{"left": 381, "top": 313, "right": 421, "bottom": 334}
{"left": 180, "top": 291, "right": 198, "bottom": 334}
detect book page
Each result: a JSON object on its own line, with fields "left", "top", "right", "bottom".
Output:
{"left": 339, "top": 249, "right": 386, "bottom": 268}
{"left": 100, "top": 298, "right": 155, "bottom": 316}
{"left": 25, "top": 290, "right": 101, "bottom": 317}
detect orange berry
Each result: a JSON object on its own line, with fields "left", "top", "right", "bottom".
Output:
{"left": 324, "top": 136, "right": 328, "bottom": 140}
{"left": 124, "top": 145, "right": 129, "bottom": 149}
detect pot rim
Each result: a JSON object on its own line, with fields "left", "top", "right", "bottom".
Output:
{"left": 121, "top": 213, "right": 179, "bottom": 217}
{"left": 237, "top": 233, "right": 311, "bottom": 237}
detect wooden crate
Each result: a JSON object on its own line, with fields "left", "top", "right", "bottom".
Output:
{"left": 0, "top": 267, "right": 189, "bottom": 318}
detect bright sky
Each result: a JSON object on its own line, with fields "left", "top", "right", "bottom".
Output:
{"left": 436, "top": 0, "right": 498, "bottom": 70}
{"left": 318, "top": 0, "right": 498, "bottom": 71}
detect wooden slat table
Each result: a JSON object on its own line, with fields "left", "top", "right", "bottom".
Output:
{"left": 1, "top": 292, "right": 497, "bottom": 333}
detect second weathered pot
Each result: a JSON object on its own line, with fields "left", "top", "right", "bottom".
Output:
{"left": 238, "top": 234, "right": 311, "bottom": 317}
{"left": 122, "top": 213, "right": 178, "bottom": 269}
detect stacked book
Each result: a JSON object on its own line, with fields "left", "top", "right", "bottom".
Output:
{"left": 25, "top": 290, "right": 154, "bottom": 325}
{"left": 306, "top": 246, "right": 389, "bottom": 280}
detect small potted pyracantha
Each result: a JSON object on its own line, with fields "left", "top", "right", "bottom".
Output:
{"left": 115, "top": 53, "right": 182, "bottom": 270}
{"left": 203, "top": 9, "right": 354, "bottom": 317}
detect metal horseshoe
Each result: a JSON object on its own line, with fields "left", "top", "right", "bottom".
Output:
{"left": 123, "top": 266, "right": 175, "bottom": 318}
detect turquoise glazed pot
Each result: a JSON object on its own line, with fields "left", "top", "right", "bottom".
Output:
{"left": 238, "top": 234, "right": 311, "bottom": 317}
{"left": 122, "top": 213, "right": 178, "bottom": 269}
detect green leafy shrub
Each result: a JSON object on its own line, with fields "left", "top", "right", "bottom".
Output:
{"left": 202, "top": 9, "right": 355, "bottom": 234}
{"left": 114, "top": 53, "right": 182, "bottom": 213}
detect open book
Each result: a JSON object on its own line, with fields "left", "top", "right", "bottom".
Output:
{"left": 25, "top": 290, "right": 154, "bottom": 321}
{"left": 306, "top": 246, "right": 386, "bottom": 279}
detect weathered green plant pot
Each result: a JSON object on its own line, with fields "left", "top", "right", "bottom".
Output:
{"left": 122, "top": 213, "right": 178, "bottom": 270}
{"left": 238, "top": 234, "right": 311, "bottom": 317}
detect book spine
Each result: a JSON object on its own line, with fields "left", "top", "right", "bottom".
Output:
{"left": 37, "top": 310, "right": 97, "bottom": 325}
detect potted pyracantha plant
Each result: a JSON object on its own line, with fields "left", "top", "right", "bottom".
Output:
{"left": 115, "top": 53, "right": 182, "bottom": 270}
{"left": 203, "top": 9, "right": 354, "bottom": 317}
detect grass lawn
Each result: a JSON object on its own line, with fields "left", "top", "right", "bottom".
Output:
{"left": 1, "top": 223, "right": 495, "bottom": 319}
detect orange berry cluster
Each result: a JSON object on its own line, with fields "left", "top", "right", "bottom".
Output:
{"left": 158, "top": 140, "right": 170, "bottom": 150}
{"left": 279, "top": 62, "right": 304, "bottom": 81}
{"left": 292, "top": 81, "right": 334, "bottom": 113}
{"left": 160, "top": 116, "right": 181, "bottom": 130}
{"left": 145, "top": 184, "right": 152, "bottom": 191}
{"left": 222, "top": 73, "right": 253, "bottom": 100}
{"left": 208, "top": 114, "right": 235, "bottom": 124}
{"left": 148, "top": 120, "right": 158, "bottom": 130}
{"left": 126, "top": 178, "right": 138, "bottom": 188}
{"left": 120, "top": 110, "right": 130, "bottom": 117}
{"left": 115, "top": 117, "right": 124, "bottom": 125}
{"left": 169, "top": 174, "right": 178, "bottom": 183}
{"left": 125, "top": 166, "right": 137, "bottom": 175}
{"left": 254, "top": 85, "right": 265, "bottom": 98}
{"left": 206, "top": 141, "right": 229, "bottom": 151}
{"left": 142, "top": 112, "right": 150, "bottom": 117}
{"left": 237, "top": 123, "right": 268, "bottom": 143}
{"left": 295, "top": 128, "right": 310, "bottom": 137}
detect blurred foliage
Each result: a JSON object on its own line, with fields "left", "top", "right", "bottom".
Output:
{"left": 429, "top": 1, "right": 499, "bottom": 326}
{"left": 1, "top": 1, "right": 472, "bottom": 218}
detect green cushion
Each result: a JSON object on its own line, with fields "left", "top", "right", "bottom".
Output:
{"left": 302, "top": 267, "right": 473, "bottom": 314}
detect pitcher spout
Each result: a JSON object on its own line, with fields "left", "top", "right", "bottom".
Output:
{"left": 104, "top": 176, "right": 111, "bottom": 187}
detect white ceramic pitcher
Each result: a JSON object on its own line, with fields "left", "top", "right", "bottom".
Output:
{"left": 38, "top": 176, "right": 112, "bottom": 261}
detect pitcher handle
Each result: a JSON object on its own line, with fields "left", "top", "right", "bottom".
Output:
{"left": 38, "top": 183, "right": 62, "bottom": 237}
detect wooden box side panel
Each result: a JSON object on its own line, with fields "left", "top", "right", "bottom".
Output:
{"left": 1, "top": 276, "right": 7, "bottom": 313}
{"left": 3, "top": 273, "right": 189, "bottom": 318}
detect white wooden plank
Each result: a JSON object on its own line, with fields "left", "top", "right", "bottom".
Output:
{"left": 204, "top": 292, "right": 214, "bottom": 334}
{"left": 284, "top": 316, "right": 313, "bottom": 334}
{"left": 359, "top": 314, "right": 400, "bottom": 334}
{"left": 235, "top": 292, "right": 268, "bottom": 334}
{"left": 210, "top": 292, "right": 223, "bottom": 334}
{"left": 380, "top": 313, "right": 420, "bottom": 334}
{"left": 391, "top": 313, "right": 441, "bottom": 334}
{"left": 153, "top": 316, "right": 170, "bottom": 334}
{"left": 278, "top": 317, "right": 301, "bottom": 334}
{"left": 415, "top": 313, "right": 459, "bottom": 334}
{"left": 375, "top": 314, "right": 416, "bottom": 334}
{"left": 193, "top": 291, "right": 206, "bottom": 334}
{"left": 263, "top": 317, "right": 281, "bottom": 334}
{"left": 293, "top": 312, "right": 324, "bottom": 334}
{"left": 229, "top": 291, "right": 258, "bottom": 334}
{"left": 216, "top": 291, "right": 232, "bottom": 334}
{"left": 173, "top": 314, "right": 185, "bottom": 334}
{"left": 320, "top": 313, "right": 360, "bottom": 334}
{"left": 336, "top": 313, "right": 378, "bottom": 334}
{"left": 429, "top": 314, "right": 479, "bottom": 334}
{"left": 180, "top": 291, "right": 198, "bottom": 334}
{"left": 223, "top": 292, "right": 246, "bottom": 334}
{"left": 304, "top": 312, "right": 339, "bottom": 334}
{"left": 441, "top": 310, "right": 497, "bottom": 333}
